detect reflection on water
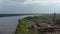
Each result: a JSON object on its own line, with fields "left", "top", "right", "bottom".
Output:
{"left": 0, "top": 15, "right": 35, "bottom": 34}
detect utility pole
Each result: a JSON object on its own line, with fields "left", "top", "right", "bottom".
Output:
{"left": 53, "top": 13, "right": 56, "bottom": 25}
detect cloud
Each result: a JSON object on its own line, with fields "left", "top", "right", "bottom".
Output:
{"left": 0, "top": 0, "right": 60, "bottom": 14}
{"left": 1, "top": 0, "right": 60, "bottom": 5}
{"left": 11, "top": 0, "right": 60, "bottom": 5}
{"left": 11, "top": 0, "right": 26, "bottom": 2}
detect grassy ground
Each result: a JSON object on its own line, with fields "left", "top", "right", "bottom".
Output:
{"left": 15, "top": 14, "right": 60, "bottom": 34}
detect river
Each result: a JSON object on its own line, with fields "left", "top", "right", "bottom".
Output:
{"left": 0, "top": 15, "right": 35, "bottom": 34}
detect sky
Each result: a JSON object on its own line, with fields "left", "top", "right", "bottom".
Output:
{"left": 0, "top": 0, "right": 60, "bottom": 14}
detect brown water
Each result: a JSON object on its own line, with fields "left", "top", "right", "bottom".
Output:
{"left": 0, "top": 15, "right": 35, "bottom": 34}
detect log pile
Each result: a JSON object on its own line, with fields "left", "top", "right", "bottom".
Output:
{"left": 31, "top": 21, "right": 60, "bottom": 34}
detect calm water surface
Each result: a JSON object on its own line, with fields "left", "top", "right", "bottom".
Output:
{"left": 0, "top": 15, "right": 35, "bottom": 34}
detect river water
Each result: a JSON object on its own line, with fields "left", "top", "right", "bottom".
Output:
{"left": 0, "top": 15, "right": 35, "bottom": 34}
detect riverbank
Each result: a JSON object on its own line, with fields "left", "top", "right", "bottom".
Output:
{"left": 15, "top": 14, "right": 60, "bottom": 34}
{"left": 15, "top": 15, "right": 52, "bottom": 34}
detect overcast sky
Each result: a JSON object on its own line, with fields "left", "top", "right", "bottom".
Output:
{"left": 0, "top": 0, "right": 60, "bottom": 14}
